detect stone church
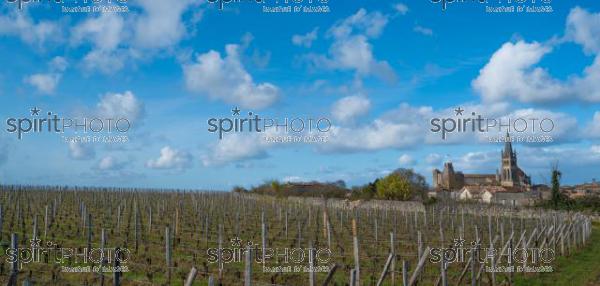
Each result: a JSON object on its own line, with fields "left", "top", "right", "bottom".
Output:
{"left": 433, "top": 133, "right": 531, "bottom": 191}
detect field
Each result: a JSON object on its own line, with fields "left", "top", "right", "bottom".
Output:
{"left": 0, "top": 186, "right": 593, "bottom": 285}
{"left": 514, "top": 221, "right": 600, "bottom": 286}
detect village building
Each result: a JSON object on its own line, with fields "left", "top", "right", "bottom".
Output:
{"left": 433, "top": 133, "right": 531, "bottom": 191}
{"left": 432, "top": 133, "right": 537, "bottom": 206}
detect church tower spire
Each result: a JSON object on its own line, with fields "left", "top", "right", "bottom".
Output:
{"left": 503, "top": 131, "right": 513, "bottom": 157}
{"left": 501, "top": 132, "right": 519, "bottom": 187}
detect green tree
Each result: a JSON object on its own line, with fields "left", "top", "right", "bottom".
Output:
{"left": 391, "top": 168, "right": 428, "bottom": 199}
{"left": 376, "top": 173, "right": 412, "bottom": 200}
{"left": 551, "top": 165, "right": 562, "bottom": 208}
{"left": 270, "top": 180, "right": 282, "bottom": 194}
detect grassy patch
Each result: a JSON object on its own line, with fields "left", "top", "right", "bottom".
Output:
{"left": 515, "top": 222, "right": 600, "bottom": 286}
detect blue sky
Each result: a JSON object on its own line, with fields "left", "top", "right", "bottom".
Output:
{"left": 0, "top": 0, "right": 599, "bottom": 190}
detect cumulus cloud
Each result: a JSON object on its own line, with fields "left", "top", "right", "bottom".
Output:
{"left": 68, "top": 142, "right": 96, "bottom": 160}
{"left": 490, "top": 108, "right": 579, "bottom": 143}
{"left": 572, "top": 55, "right": 600, "bottom": 102}
{"left": 473, "top": 8, "right": 600, "bottom": 103}
{"left": 0, "top": 11, "right": 62, "bottom": 47}
{"left": 304, "top": 9, "right": 396, "bottom": 82}
{"left": 292, "top": 28, "right": 318, "bottom": 48}
{"left": 71, "top": 12, "right": 125, "bottom": 51}
{"left": 202, "top": 133, "right": 268, "bottom": 166}
{"left": 584, "top": 111, "right": 600, "bottom": 138}
{"left": 67, "top": 1, "right": 199, "bottom": 73}
{"left": 514, "top": 145, "right": 600, "bottom": 179}
{"left": 81, "top": 50, "right": 128, "bottom": 74}
{"left": 393, "top": 3, "right": 409, "bottom": 15}
{"left": 565, "top": 6, "right": 600, "bottom": 55}
{"left": 183, "top": 44, "right": 279, "bottom": 109}
{"left": 322, "top": 100, "right": 579, "bottom": 153}
{"left": 24, "top": 73, "right": 61, "bottom": 94}
{"left": 146, "top": 146, "right": 193, "bottom": 170}
{"left": 70, "top": 12, "right": 129, "bottom": 74}
{"left": 331, "top": 95, "right": 371, "bottom": 122}
{"left": 96, "top": 156, "right": 127, "bottom": 171}
{"left": 453, "top": 151, "right": 499, "bottom": 173}
{"left": 472, "top": 41, "right": 568, "bottom": 103}
{"left": 49, "top": 56, "right": 68, "bottom": 72}
{"left": 133, "top": 0, "right": 198, "bottom": 49}
{"left": 398, "top": 154, "right": 415, "bottom": 166}
{"left": 24, "top": 56, "right": 69, "bottom": 94}
{"left": 96, "top": 91, "right": 145, "bottom": 123}
{"left": 329, "top": 8, "right": 388, "bottom": 39}
{"left": 324, "top": 104, "right": 427, "bottom": 152}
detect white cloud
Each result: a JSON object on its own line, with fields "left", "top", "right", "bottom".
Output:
{"left": 0, "top": 12, "right": 62, "bottom": 47}
{"left": 68, "top": 142, "right": 95, "bottom": 160}
{"left": 584, "top": 111, "right": 600, "bottom": 138}
{"left": 326, "top": 120, "right": 418, "bottom": 152}
{"left": 425, "top": 153, "right": 443, "bottom": 165}
{"left": 472, "top": 41, "right": 568, "bottom": 103}
{"left": 49, "top": 56, "right": 68, "bottom": 72}
{"left": 70, "top": 12, "right": 129, "bottom": 74}
{"left": 322, "top": 100, "right": 578, "bottom": 153}
{"left": 501, "top": 108, "right": 578, "bottom": 142}
{"left": 516, "top": 145, "right": 600, "bottom": 171}
{"left": 96, "top": 91, "right": 145, "bottom": 122}
{"left": 183, "top": 44, "right": 279, "bottom": 109}
{"left": 572, "top": 55, "right": 600, "bottom": 102}
{"left": 305, "top": 9, "right": 396, "bottom": 82}
{"left": 24, "top": 73, "right": 61, "bottom": 94}
{"left": 133, "top": 0, "right": 198, "bottom": 49}
{"left": 24, "top": 57, "right": 69, "bottom": 94}
{"left": 292, "top": 27, "right": 318, "bottom": 48}
{"left": 71, "top": 12, "right": 125, "bottom": 51}
{"left": 331, "top": 95, "right": 371, "bottom": 122}
{"left": 146, "top": 146, "right": 192, "bottom": 169}
{"left": 329, "top": 8, "right": 388, "bottom": 39}
{"left": 81, "top": 50, "right": 127, "bottom": 74}
{"left": 393, "top": 3, "right": 409, "bottom": 15}
{"left": 455, "top": 151, "right": 498, "bottom": 172}
{"left": 202, "top": 133, "right": 268, "bottom": 166}
{"left": 324, "top": 104, "right": 428, "bottom": 152}
{"left": 67, "top": 1, "right": 199, "bottom": 73}
{"left": 96, "top": 156, "right": 127, "bottom": 171}
{"left": 414, "top": 25, "right": 433, "bottom": 36}
{"left": 398, "top": 154, "right": 415, "bottom": 166}
{"left": 474, "top": 8, "right": 600, "bottom": 104}
{"left": 565, "top": 6, "right": 600, "bottom": 55}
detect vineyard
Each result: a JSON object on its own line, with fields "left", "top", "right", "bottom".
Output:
{"left": 0, "top": 185, "right": 593, "bottom": 286}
